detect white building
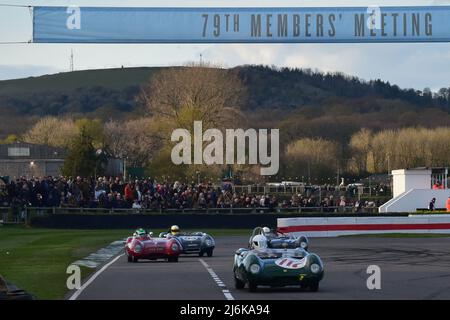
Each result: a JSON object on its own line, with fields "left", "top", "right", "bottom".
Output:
{"left": 379, "top": 168, "right": 449, "bottom": 213}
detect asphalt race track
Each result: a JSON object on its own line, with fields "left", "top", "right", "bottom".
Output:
{"left": 71, "top": 236, "right": 450, "bottom": 300}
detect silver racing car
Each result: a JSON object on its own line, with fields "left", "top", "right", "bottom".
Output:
{"left": 249, "top": 226, "right": 309, "bottom": 251}
{"left": 160, "top": 225, "right": 215, "bottom": 257}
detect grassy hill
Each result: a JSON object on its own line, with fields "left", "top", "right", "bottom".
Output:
{"left": 0, "top": 67, "right": 161, "bottom": 95}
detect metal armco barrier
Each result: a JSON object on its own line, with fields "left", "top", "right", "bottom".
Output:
{"left": 29, "top": 211, "right": 406, "bottom": 229}
{"left": 0, "top": 207, "right": 27, "bottom": 225}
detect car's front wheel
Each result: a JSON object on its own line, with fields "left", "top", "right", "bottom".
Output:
{"left": 234, "top": 274, "right": 245, "bottom": 290}
{"left": 206, "top": 249, "right": 213, "bottom": 257}
{"left": 199, "top": 251, "right": 205, "bottom": 257}
{"left": 168, "top": 256, "right": 179, "bottom": 262}
{"left": 248, "top": 281, "right": 258, "bottom": 292}
{"left": 132, "top": 256, "right": 138, "bottom": 263}
{"left": 127, "top": 255, "right": 132, "bottom": 263}
{"left": 309, "top": 282, "right": 319, "bottom": 292}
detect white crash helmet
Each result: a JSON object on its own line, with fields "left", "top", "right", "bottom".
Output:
{"left": 262, "top": 227, "right": 271, "bottom": 234}
{"left": 252, "top": 234, "right": 268, "bottom": 250}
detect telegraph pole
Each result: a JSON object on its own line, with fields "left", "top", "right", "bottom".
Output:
{"left": 70, "top": 49, "right": 74, "bottom": 72}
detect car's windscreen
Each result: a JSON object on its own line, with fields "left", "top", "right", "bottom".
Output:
{"left": 268, "top": 240, "right": 299, "bottom": 249}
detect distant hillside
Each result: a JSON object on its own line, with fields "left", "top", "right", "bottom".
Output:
{"left": 0, "top": 67, "right": 163, "bottom": 123}
{"left": 0, "top": 67, "right": 162, "bottom": 94}
{"left": 0, "top": 65, "right": 449, "bottom": 139}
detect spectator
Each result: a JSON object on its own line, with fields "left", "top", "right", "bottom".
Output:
{"left": 124, "top": 182, "right": 135, "bottom": 206}
{"left": 111, "top": 177, "right": 124, "bottom": 194}
{"left": 259, "top": 195, "right": 266, "bottom": 207}
{"left": 433, "top": 182, "right": 444, "bottom": 190}
{"left": 354, "top": 200, "right": 361, "bottom": 213}
{"left": 132, "top": 199, "right": 142, "bottom": 210}
{"left": 0, "top": 175, "right": 385, "bottom": 212}
{"left": 428, "top": 197, "right": 436, "bottom": 211}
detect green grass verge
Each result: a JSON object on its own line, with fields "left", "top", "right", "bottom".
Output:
{"left": 0, "top": 225, "right": 250, "bottom": 299}
{"left": 340, "top": 233, "right": 450, "bottom": 238}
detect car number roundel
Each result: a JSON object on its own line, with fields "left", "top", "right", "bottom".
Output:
{"left": 275, "top": 257, "right": 306, "bottom": 269}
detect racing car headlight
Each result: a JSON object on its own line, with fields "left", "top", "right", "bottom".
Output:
{"left": 310, "top": 263, "right": 321, "bottom": 274}
{"left": 171, "top": 243, "right": 179, "bottom": 251}
{"left": 134, "top": 243, "right": 143, "bottom": 253}
{"left": 205, "top": 239, "right": 213, "bottom": 246}
{"left": 250, "top": 264, "right": 261, "bottom": 274}
{"left": 300, "top": 241, "right": 308, "bottom": 249}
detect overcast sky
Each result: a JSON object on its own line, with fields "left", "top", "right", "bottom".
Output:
{"left": 0, "top": 0, "right": 449, "bottom": 91}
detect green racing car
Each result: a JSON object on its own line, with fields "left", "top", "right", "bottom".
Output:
{"left": 233, "top": 234, "right": 324, "bottom": 292}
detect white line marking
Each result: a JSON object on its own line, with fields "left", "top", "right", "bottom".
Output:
{"left": 224, "top": 292, "right": 234, "bottom": 300}
{"left": 68, "top": 253, "right": 124, "bottom": 300}
{"left": 199, "top": 258, "right": 235, "bottom": 301}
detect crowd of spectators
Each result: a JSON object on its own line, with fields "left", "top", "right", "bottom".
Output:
{"left": 0, "top": 176, "right": 378, "bottom": 211}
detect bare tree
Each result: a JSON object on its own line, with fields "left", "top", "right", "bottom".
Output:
{"left": 139, "top": 63, "right": 246, "bottom": 131}
{"left": 104, "top": 118, "right": 164, "bottom": 167}
{"left": 369, "top": 127, "right": 450, "bottom": 173}
{"left": 23, "top": 117, "right": 77, "bottom": 147}
{"left": 285, "top": 138, "right": 339, "bottom": 182}
{"left": 348, "top": 128, "right": 372, "bottom": 174}
{"left": 137, "top": 63, "right": 247, "bottom": 179}
{"left": 370, "top": 129, "right": 397, "bottom": 173}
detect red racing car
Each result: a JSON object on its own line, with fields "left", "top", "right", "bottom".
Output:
{"left": 125, "top": 228, "right": 181, "bottom": 262}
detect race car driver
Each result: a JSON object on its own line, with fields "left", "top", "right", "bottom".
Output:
{"left": 252, "top": 234, "right": 268, "bottom": 250}
{"left": 133, "top": 228, "right": 148, "bottom": 238}
{"left": 170, "top": 225, "right": 180, "bottom": 236}
{"left": 262, "top": 226, "right": 277, "bottom": 239}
